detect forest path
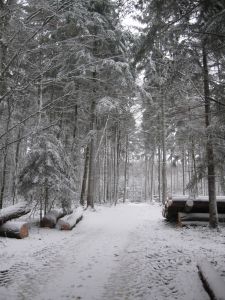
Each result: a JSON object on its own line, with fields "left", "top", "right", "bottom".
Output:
{"left": 0, "top": 202, "right": 225, "bottom": 300}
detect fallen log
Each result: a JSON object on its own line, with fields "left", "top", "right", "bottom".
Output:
{"left": 0, "top": 202, "right": 31, "bottom": 225}
{"left": 0, "top": 221, "right": 29, "bottom": 239}
{"left": 40, "top": 210, "right": 66, "bottom": 228}
{"left": 56, "top": 207, "right": 83, "bottom": 230}
{"left": 197, "top": 260, "right": 225, "bottom": 300}
{"left": 178, "top": 212, "right": 225, "bottom": 226}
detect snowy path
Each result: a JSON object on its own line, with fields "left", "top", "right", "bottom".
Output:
{"left": 0, "top": 203, "right": 225, "bottom": 300}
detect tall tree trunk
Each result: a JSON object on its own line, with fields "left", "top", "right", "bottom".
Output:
{"left": 86, "top": 99, "right": 96, "bottom": 208}
{"left": 103, "top": 134, "right": 108, "bottom": 202}
{"left": 170, "top": 152, "right": 173, "bottom": 196}
{"left": 144, "top": 154, "right": 148, "bottom": 201}
{"left": 161, "top": 95, "right": 167, "bottom": 204}
{"left": 150, "top": 151, "right": 155, "bottom": 201}
{"left": 182, "top": 148, "right": 185, "bottom": 195}
{"left": 191, "top": 139, "right": 198, "bottom": 197}
{"left": 202, "top": 42, "right": 218, "bottom": 228}
{"left": 12, "top": 129, "right": 21, "bottom": 204}
{"left": 219, "top": 167, "right": 225, "bottom": 195}
{"left": 158, "top": 146, "right": 161, "bottom": 202}
{"left": 115, "top": 125, "right": 120, "bottom": 205}
{"left": 80, "top": 147, "right": 89, "bottom": 206}
{"left": 123, "top": 133, "right": 129, "bottom": 203}
{"left": 0, "top": 100, "right": 11, "bottom": 208}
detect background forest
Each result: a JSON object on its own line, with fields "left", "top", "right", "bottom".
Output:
{"left": 0, "top": 0, "right": 225, "bottom": 227}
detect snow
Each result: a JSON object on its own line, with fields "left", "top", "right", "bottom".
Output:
{"left": 0, "top": 202, "right": 30, "bottom": 222}
{"left": 0, "top": 202, "right": 225, "bottom": 300}
{"left": 197, "top": 260, "right": 225, "bottom": 300}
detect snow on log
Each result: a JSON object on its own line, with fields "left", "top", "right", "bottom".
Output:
{"left": 56, "top": 207, "right": 83, "bottom": 230}
{"left": 0, "top": 202, "right": 31, "bottom": 225}
{"left": 0, "top": 221, "right": 29, "bottom": 239}
{"left": 197, "top": 260, "right": 225, "bottom": 300}
{"left": 40, "top": 210, "right": 66, "bottom": 228}
{"left": 185, "top": 199, "right": 194, "bottom": 212}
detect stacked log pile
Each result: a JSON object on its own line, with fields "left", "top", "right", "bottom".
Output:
{"left": 0, "top": 203, "right": 84, "bottom": 238}
{"left": 163, "top": 196, "right": 225, "bottom": 224}
{"left": 0, "top": 202, "right": 31, "bottom": 238}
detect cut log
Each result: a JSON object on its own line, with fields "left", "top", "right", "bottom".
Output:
{"left": 185, "top": 199, "right": 194, "bottom": 212}
{"left": 178, "top": 212, "right": 225, "bottom": 226}
{"left": 0, "top": 221, "right": 29, "bottom": 239}
{"left": 197, "top": 260, "right": 225, "bottom": 300}
{"left": 56, "top": 207, "right": 83, "bottom": 230}
{"left": 40, "top": 210, "right": 66, "bottom": 228}
{"left": 0, "top": 202, "right": 31, "bottom": 225}
{"left": 163, "top": 196, "right": 225, "bottom": 221}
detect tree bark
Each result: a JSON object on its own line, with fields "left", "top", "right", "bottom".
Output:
{"left": 161, "top": 95, "right": 167, "bottom": 204}
{"left": 150, "top": 151, "right": 155, "bottom": 201}
{"left": 202, "top": 42, "right": 218, "bottom": 228}
{"left": 158, "top": 146, "right": 161, "bottom": 202}
{"left": 182, "top": 148, "right": 185, "bottom": 195}
{"left": 0, "top": 100, "right": 11, "bottom": 209}
{"left": 80, "top": 147, "right": 90, "bottom": 206}
{"left": 86, "top": 99, "right": 96, "bottom": 208}
{"left": 123, "top": 133, "right": 129, "bottom": 203}
{"left": 12, "top": 129, "right": 21, "bottom": 204}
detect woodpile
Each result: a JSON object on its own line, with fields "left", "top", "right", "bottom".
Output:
{"left": 56, "top": 207, "right": 83, "bottom": 230}
{"left": 197, "top": 260, "right": 225, "bottom": 300}
{"left": 178, "top": 212, "right": 225, "bottom": 226}
{"left": 0, "top": 202, "right": 31, "bottom": 239}
{"left": 163, "top": 195, "right": 225, "bottom": 225}
{"left": 0, "top": 203, "right": 84, "bottom": 239}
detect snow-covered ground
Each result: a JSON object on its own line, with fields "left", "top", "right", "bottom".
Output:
{"left": 0, "top": 202, "right": 225, "bottom": 300}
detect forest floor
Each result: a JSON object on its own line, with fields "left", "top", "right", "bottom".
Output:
{"left": 0, "top": 202, "right": 225, "bottom": 300}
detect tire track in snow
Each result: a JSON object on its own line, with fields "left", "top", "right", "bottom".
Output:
{"left": 102, "top": 220, "right": 210, "bottom": 300}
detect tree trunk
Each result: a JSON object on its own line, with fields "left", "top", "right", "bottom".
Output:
{"left": 182, "top": 148, "right": 185, "bottom": 195}
{"left": 86, "top": 99, "right": 96, "bottom": 208}
{"left": 0, "top": 202, "right": 31, "bottom": 225}
{"left": 158, "top": 146, "right": 161, "bottom": 202}
{"left": 161, "top": 95, "right": 167, "bottom": 204}
{"left": 191, "top": 139, "right": 198, "bottom": 196}
{"left": 202, "top": 42, "right": 218, "bottom": 228}
{"left": 0, "top": 100, "right": 11, "bottom": 209}
{"left": 12, "top": 129, "right": 21, "bottom": 204}
{"left": 80, "top": 147, "right": 90, "bottom": 206}
{"left": 150, "top": 151, "right": 155, "bottom": 201}
{"left": 123, "top": 133, "right": 129, "bottom": 203}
